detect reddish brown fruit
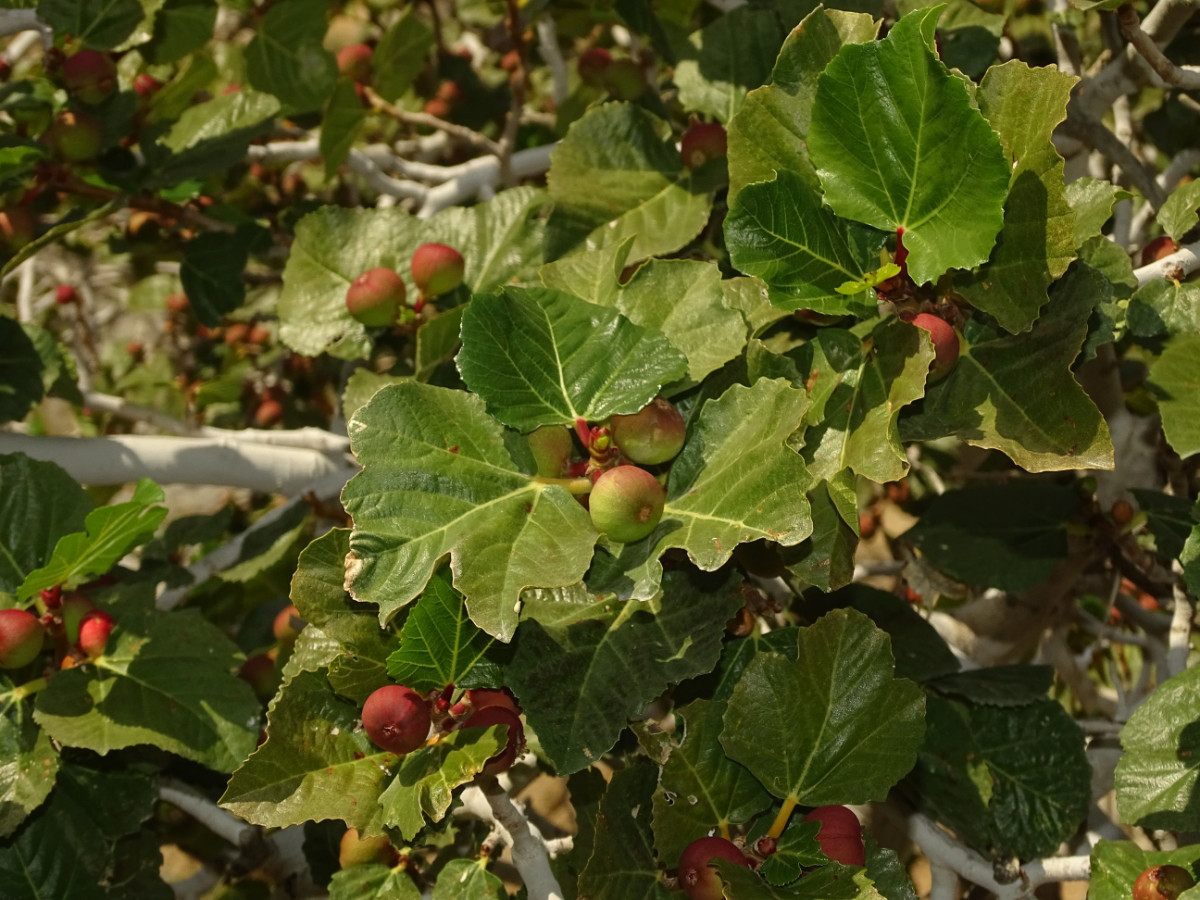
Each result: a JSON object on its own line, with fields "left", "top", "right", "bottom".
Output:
{"left": 461, "top": 705, "right": 525, "bottom": 774}
{"left": 132, "top": 73, "right": 161, "bottom": 97}
{"left": 77, "top": 610, "right": 114, "bottom": 658}
{"left": 465, "top": 687, "right": 522, "bottom": 717}
{"left": 0, "top": 608, "right": 45, "bottom": 669}
{"left": 337, "top": 43, "right": 373, "bottom": 81}
{"left": 1111, "top": 499, "right": 1135, "bottom": 526}
{"left": 680, "top": 122, "right": 727, "bottom": 169}
{"left": 224, "top": 322, "right": 250, "bottom": 346}
{"left": 423, "top": 98, "right": 451, "bottom": 118}
{"left": 362, "top": 684, "right": 431, "bottom": 755}
{"left": 61, "top": 50, "right": 118, "bottom": 105}
{"left": 0, "top": 207, "right": 36, "bottom": 252}
{"left": 345, "top": 267, "right": 405, "bottom": 327}
{"left": 803, "top": 805, "right": 865, "bottom": 865}
{"left": 609, "top": 396, "right": 686, "bottom": 465}
{"left": 578, "top": 47, "right": 613, "bottom": 87}
{"left": 254, "top": 399, "right": 284, "bottom": 428}
{"left": 1141, "top": 236, "right": 1179, "bottom": 266}
{"left": 1134, "top": 866, "right": 1196, "bottom": 900}
{"left": 165, "top": 293, "right": 189, "bottom": 313}
{"left": 911, "top": 312, "right": 961, "bottom": 382}
{"left": 55, "top": 285, "right": 78, "bottom": 305}
{"left": 588, "top": 465, "right": 665, "bottom": 543}
{"left": 410, "top": 243, "right": 465, "bottom": 298}
{"left": 677, "top": 836, "right": 752, "bottom": 900}
{"left": 272, "top": 605, "right": 305, "bottom": 644}
{"left": 435, "top": 80, "right": 463, "bottom": 104}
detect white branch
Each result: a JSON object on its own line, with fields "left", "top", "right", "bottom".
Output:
{"left": 1168, "top": 577, "right": 1193, "bottom": 679}
{"left": 418, "top": 144, "right": 556, "bottom": 217}
{"left": 460, "top": 782, "right": 565, "bottom": 900}
{"left": 160, "top": 780, "right": 258, "bottom": 847}
{"left": 1134, "top": 238, "right": 1200, "bottom": 287}
{"left": 536, "top": 16, "right": 570, "bottom": 108}
{"left": 0, "top": 432, "right": 355, "bottom": 493}
{"left": 0, "top": 10, "right": 50, "bottom": 41}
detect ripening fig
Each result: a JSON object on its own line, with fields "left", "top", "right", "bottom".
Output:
{"left": 603, "top": 58, "right": 645, "bottom": 101}
{"left": 362, "top": 684, "right": 431, "bottom": 755}
{"left": 1134, "top": 865, "right": 1196, "bottom": 900}
{"left": 609, "top": 396, "right": 686, "bottom": 465}
{"left": 588, "top": 465, "right": 665, "bottom": 543}
{"left": 61, "top": 592, "right": 94, "bottom": 644}
{"left": 0, "top": 207, "right": 35, "bottom": 252}
{"left": 132, "top": 73, "right": 161, "bottom": 98}
{"left": 238, "top": 653, "right": 278, "bottom": 701}
{"left": 272, "top": 605, "right": 305, "bottom": 645}
{"left": 802, "top": 805, "right": 865, "bottom": 866}
{"left": 339, "top": 827, "right": 398, "bottom": 869}
{"left": 677, "top": 836, "right": 752, "bottom": 900}
{"left": 577, "top": 47, "right": 613, "bottom": 86}
{"left": 410, "top": 243, "right": 465, "bottom": 299}
{"left": 461, "top": 705, "right": 525, "bottom": 775}
{"left": 1141, "top": 236, "right": 1178, "bottom": 266}
{"left": 911, "top": 312, "right": 961, "bottom": 383}
{"left": 465, "top": 686, "right": 522, "bottom": 717}
{"left": 61, "top": 50, "right": 118, "bottom": 105}
{"left": 254, "top": 398, "right": 284, "bottom": 428}
{"left": 680, "top": 122, "right": 727, "bottom": 169}
{"left": 337, "top": 43, "right": 373, "bottom": 81}
{"left": 0, "top": 608, "right": 44, "bottom": 669}
{"left": 77, "top": 610, "right": 114, "bottom": 658}
{"left": 44, "top": 110, "right": 104, "bottom": 162}
{"left": 526, "top": 425, "right": 574, "bottom": 477}
{"left": 345, "top": 267, "right": 405, "bottom": 327}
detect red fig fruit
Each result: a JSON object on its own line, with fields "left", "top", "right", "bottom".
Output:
{"left": 802, "top": 805, "right": 865, "bottom": 866}
{"left": 680, "top": 122, "right": 727, "bottom": 169}
{"left": 578, "top": 47, "right": 613, "bottom": 87}
{"left": 410, "top": 243, "right": 465, "bottom": 299}
{"left": 1141, "top": 236, "right": 1179, "bottom": 266}
{"left": 1134, "top": 865, "right": 1196, "bottom": 900}
{"left": 609, "top": 396, "right": 686, "bottom": 465}
{"left": 362, "top": 684, "right": 431, "bottom": 755}
{"left": 0, "top": 608, "right": 44, "bottom": 669}
{"left": 77, "top": 610, "right": 114, "bottom": 658}
{"left": 61, "top": 50, "right": 117, "bottom": 105}
{"left": 911, "top": 312, "right": 961, "bottom": 383}
{"left": 345, "top": 267, "right": 405, "bottom": 327}
{"left": 337, "top": 43, "right": 373, "bottom": 82}
{"left": 461, "top": 705, "right": 525, "bottom": 775}
{"left": 677, "top": 836, "right": 752, "bottom": 900}
{"left": 588, "top": 465, "right": 665, "bottom": 543}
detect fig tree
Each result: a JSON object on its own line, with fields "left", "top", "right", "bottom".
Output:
{"left": 1134, "top": 865, "right": 1196, "bottom": 900}
{"left": 802, "top": 805, "right": 865, "bottom": 865}
{"left": 680, "top": 122, "right": 727, "bottom": 169}
{"left": 461, "top": 705, "right": 525, "bottom": 775}
{"left": 0, "top": 608, "right": 44, "bottom": 669}
{"left": 588, "top": 465, "right": 665, "bottom": 543}
{"left": 410, "top": 243, "right": 464, "bottom": 299}
{"left": 609, "top": 396, "right": 686, "bottom": 465}
{"left": 61, "top": 50, "right": 117, "bottom": 105}
{"left": 911, "top": 312, "right": 961, "bottom": 383}
{"left": 677, "top": 836, "right": 752, "bottom": 900}
{"left": 345, "top": 267, "right": 405, "bottom": 327}
{"left": 362, "top": 684, "right": 431, "bottom": 755}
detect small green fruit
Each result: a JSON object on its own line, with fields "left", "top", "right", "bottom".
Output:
{"left": 1134, "top": 866, "right": 1196, "bottom": 900}
{"left": 589, "top": 465, "right": 665, "bottom": 543}
{"left": 410, "top": 243, "right": 465, "bottom": 298}
{"left": 61, "top": 592, "right": 94, "bottom": 644}
{"left": 61, "top": 50, "right": 117, "bottom": 105}
{"left": 44, "top": 110, "right": 104, "bottom": 162}
{"left": 345, "top": 267, "right": 405, "bottom": 327}
{"left": 339, "top": 827, "right": 398, "bottom": 869}
{"left": 0, "top": 608, "right": 44, "bottom": 669}
{"left": 609, "top": 396, "right": 685, "bottom": 465}
{"left": 603, "top": 58, "right": 645, "bottom": 101}
{"left": 526, "top": 425, "right": 574, "bottom": 477}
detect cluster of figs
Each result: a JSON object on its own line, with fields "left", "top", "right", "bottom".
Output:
{"left": 345, "top": 241, "right": 465, "bottom": 327}
{"left": 0, "top": 584, "right": 115, "bottom": 671}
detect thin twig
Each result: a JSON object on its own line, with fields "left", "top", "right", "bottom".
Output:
{"left": 1117, "top": 5, "right": 1200, "bottom": 89}
{"left": 364, "top": 85, "right": 502, "bottom": 156}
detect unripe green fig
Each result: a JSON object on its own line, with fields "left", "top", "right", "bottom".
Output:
{"left": 609, "top": 396, "right": 685, "bottom": 465}
{"left": 911, "top": 312, "right": 961, "bottom": 383}
{"left": 44, "top": 110, "right": 104, "bottom": 162}
{"left": 588, "top": 465, "right": 665, "bottom": 543}
{"left": 803, "top": 805, "right": 865, "bottom": 865}
{"left": 336, "top": 43, "right": 373, "bottom": 81}
{"left": 362, "top": 684, "right": 431, "bottom": 755}
{"left": 61, "top": 50, "right": 118, "bottom": 105}
{"left": 61, "top": 592, "right": 94, "bottom": 644}
{"left": 345, "top": 267, "right": 405, "bottom": 327}
{"left": 526, "top": 425, "right": 574, "bottom": 477}
{"left": 410, "top": 243, "right": 464, "bottom": 298}
{"left": 677, "top": 836, "right": 752, "bottom": 900}
{"left": 680, "top": 122, "right": 727, "bottom": 169}
{"left": 603, "top": 58, "right": 645, "bottom": 101}
{"left": 1134, "top": 865, "right": 1196, "bottom": 900}
{"left": 339, "top": 827, "right": 398, "bottom": 869}
{"left": 0, "top": 608, "right": 44, "bottom": 669}
{"left": 461, "top": 705, "right": 525, "bottom": 774}
{"left": 577, "top": 47, "right": 613, "bottom": 86}
{"left": 77, "top": 610, "right": 114, "bottom": 658}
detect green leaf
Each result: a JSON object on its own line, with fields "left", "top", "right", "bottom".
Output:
{"left": 726, "top": 7, "right": 880, "bottom": 203}
{"left": 545, "top": 104, "right": 713, "bottom": 262}
{"left": 1089, "top": 841, "right": 1200, "bottom": 900}
{"left": 786, "top": 478, "right": 858, "bottom": 593}
{"left": 142, "top": 0, "right": 217, "bottom": 65}
{"left": 179, "top": 228, "right": 254, "bottom": 327}
{"left": 759, "top": 817, "right": 825, "bottom": 885}
{"left": 1159, "top": 180, "right": 1200, "bottom": 242}
{"left": 900, "top": 263, "right": 1115, "bottom": 472}
{"left": 34, "top": 601, "right": 260, "bottom": 772}
{"left": 902, "top": 482, "right": 1079, "bottom": 591}
{"left": 0, "top": 318, "right": 43, "bottom": 425}
{"left": 37, "top": 0, "right": 143, "bottom": 49}
{"left": 0, "top": 454, "right": 91, "bottom": 596}
{"left": 801, "top": 319, "right": 935, "bottom": 485}
{"left": 329, "top": 865, "right": 422, "bottom": 900}
{"left": 220, "top": 667, "right": 396, "bottom": 833}
{"left": 1149, "top": 334, "right": 1200, "bottom": 460}
{"left": 507, "top": 571, "right": 742, "bottom": 775}
{"left": 0, "top": 143, "right": 47, "bottom": 183}
{"left": 372, "top": 6, "right": 434, "bottom": 102}
{"left": 865, "top": 837, "right": 920, "bottom": 900}
{"left": 0, "top": 676, "right": 59, "bottom": 838}
{"left": 431, "top": 858, "right": 506, "bottom": 900}
{"left": 723, "top": 609, "right": 925, "bottom": 805}
{"left": 721, "top": 858, "right": 883, "bottom": 899}
{"left": 386, "top": 571, "right": 496, "bottom": 694}
{"left": 343, "top": 382, "right": 598, "bottom": 642}
{"left": 650, "top": 699, "right": 774, "bottom": 864}
{"left": 1115, "top": 663, "right": 1200, "bottom": 830}
{"left": 808, "top": 7, "right": 1011, "bottom": 285}
{"left": 578, "top": 759, "right": 673, "bottom": 899}
{"left": 956, "top": 62, "right": 1078, "bottom": 333}
{"left": 17, "top": 479, "right": 166, "bottom": 601}
{"left": 1064, "top": 177, "right": 1130, "bottom": 248}
{"left": 320, "top": 79, "right": 367, "bottom": 177}
{"left": 151, "top": 89, "right": 281, "bottom": 186}
{"left": 278, "top": 190, "right": 545, "bottom": 360}
{"left": 928, "top": 665, "right": 1054, "bottom": 707}
{"left": 1132, "top": 489, "right": 1197, "bottom": 561}
{"left": 1183, "top": 521, "right": 1200, "bottom": 600}
{"left": 244, "top": 0, "right": 337, "bottom": 112}
{"left": 1128, "top": 279, "right": 1200, "bottom": 338}
{"left": 908, "top": 695, "right": 1091, "bottom": 860}
{"left": 457, "top": 286, "right": 687, "bottom": 430}
{"left": 674, "top": 6, "right": 787, "bottom": 123}
{"left": 380, "top": 724, "right": 506, "bottom": 839}
{"left": 726, "top": 169, "right": 888, "bottom": 316}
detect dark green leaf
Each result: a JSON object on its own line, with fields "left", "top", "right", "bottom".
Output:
{"left": 1160, "top": 180, "right": 1200, "bottom": 242}
{"left": 0, "top": 675, "right": 59, "bottom": 838}
{"left": 320, "top": 79, "right": 367, "bottom": 177}
{"left": 674, "top": 7, "right": 787, "bottom": 123}
{"left": 927, "top": 665, "right": 1054, "bottom": 707}
{"left": 1128, "top": 279, "right": 1200, "bottom": 339}
{"left": 578, "top": 759, "right": 672, "bottom": 899}
{"left": 0, "top": 454, "right": 91, "bottom": 596}
{"left": 142, "top": 0, "right": 216, "bottom": 65}
{"left": 1149, "top": 334, "right": 1200, "bottom": 460}
{"left": 37, "top": 0, "right": 142, "bottom": 49}
{"left": 0, "top": 318, "right": 43, "bottom": 425}
{"left": 244, "top": 0, "right": 337, "bottom": 111}
{"left": 372, "top": 7, "right": 434, "bottom": 102}
{"left": 179, "top": 229, "right": 253, "bottom": 327}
